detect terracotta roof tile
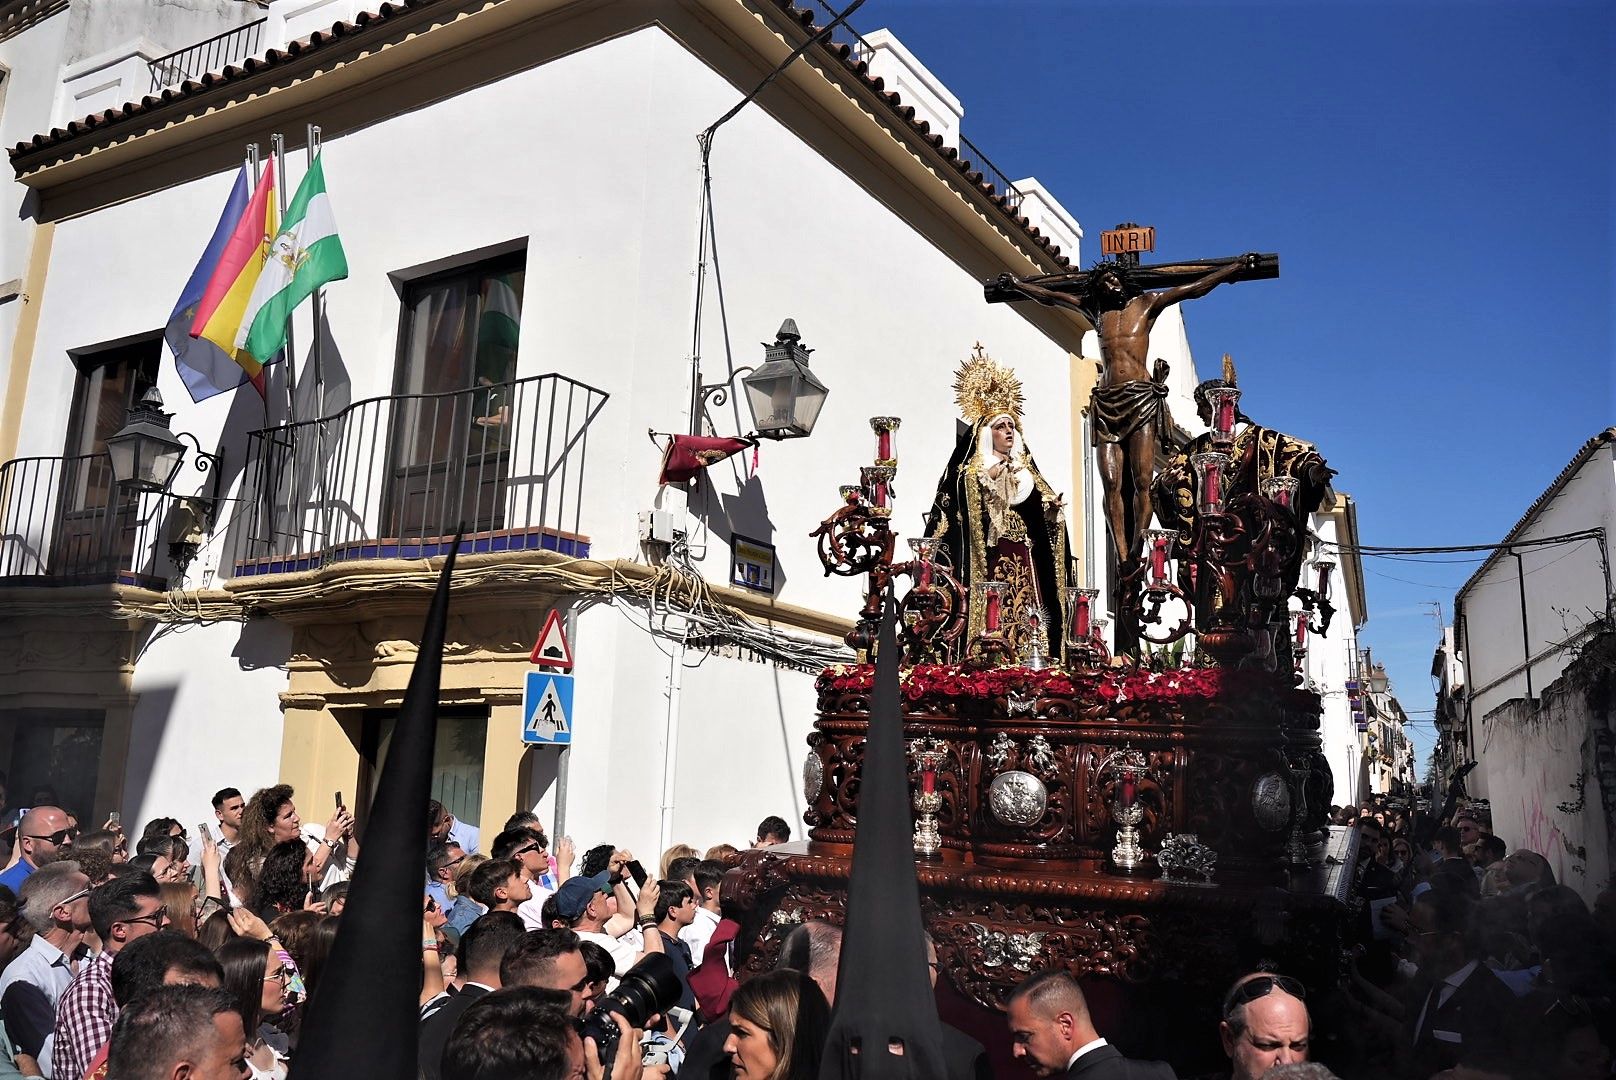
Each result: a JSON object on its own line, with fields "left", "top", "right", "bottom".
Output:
{"left": 11, "top": 0, "right": 1070, "bottom": 267}
{"left": 8, "top": 0, "right": 430, "bottom": 161}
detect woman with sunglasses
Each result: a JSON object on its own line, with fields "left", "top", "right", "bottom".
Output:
{"left": 219, "top": 936, "right": 295, "bottom": 1078}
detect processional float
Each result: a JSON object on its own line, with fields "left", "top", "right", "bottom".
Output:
{"left": 721, "top": 230, "right": 1353, "bottom": 1070}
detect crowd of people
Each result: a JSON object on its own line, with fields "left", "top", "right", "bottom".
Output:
{"left": 0, "top": 774, "right": 1608, "bottom": 1080}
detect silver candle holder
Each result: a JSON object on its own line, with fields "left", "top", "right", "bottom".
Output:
{"left": 1097, "top": 747, "right": 1151, "bottom": 873}
{"left": 909, "top": 738, "right": 946, "bottom": 858}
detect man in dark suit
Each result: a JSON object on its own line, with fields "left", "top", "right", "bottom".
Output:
{"left": 1406, "top": 888, "right": 1519, "bottom": 1078}
{"left": 1006, "top": 970, "right": 1176, "bottom": 1078}
{"left": 418, "top": 912, "right": 527, "bottom": 1080}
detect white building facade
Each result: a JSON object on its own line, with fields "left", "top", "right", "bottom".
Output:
{"left": 1, "top": 0, "right": 1096, "bottom": 856}
{"left": 1453, "top": 428, "right": 1615, "bottom": 896}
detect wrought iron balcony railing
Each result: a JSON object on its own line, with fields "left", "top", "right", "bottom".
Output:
{"left": 0, "top": 452, "right": 179, "bottom": 588}
{"left": 804, "top": 1, "right": 1024, "bottom": 212}
{"left": 147, "top": 18, "right": 267, "bottom": 94}
{"left": 233, "top": 372, "right": 609, "bottom": 576}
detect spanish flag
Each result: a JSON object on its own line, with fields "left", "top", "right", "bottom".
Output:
{"left": 189, "top": 160, "right": 279, "bottom": 395}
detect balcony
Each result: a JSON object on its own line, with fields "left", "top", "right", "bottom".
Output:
{"left": 147, "top": 18, "right": 267, "bottom": 94}
{"left": 0, "top": 452, "right": 180, "bottom": 589}
{"left": 232, "top": 373, "right": 609, "bottom": 578}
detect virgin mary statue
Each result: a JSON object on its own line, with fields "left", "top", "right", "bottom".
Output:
{"left": 923, "top": 347, "right": 1073, "bottom": 655}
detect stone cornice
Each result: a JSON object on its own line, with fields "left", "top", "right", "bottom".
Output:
{"left": 225, "top": 550, "right": 853, "bottom": 641}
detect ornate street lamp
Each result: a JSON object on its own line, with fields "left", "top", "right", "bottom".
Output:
{"left": 105, "top": 388, "right": 187, "bottom": 493}
{"left": 740, "top": 319, "right": 829, "bottom": 440}
{"left": 105, "top": 387, "right": 223, "bottom": 577}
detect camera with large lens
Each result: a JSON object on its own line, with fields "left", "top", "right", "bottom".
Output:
{"left": 579, "top": 953, "right": 684, "bottom": 1067}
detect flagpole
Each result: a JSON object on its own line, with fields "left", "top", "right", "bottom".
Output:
{"left": 307, "top": 123, "right": 328, "bottom": 551}
{"left": 272, "top": 132, "right": 296, "bottom": 426}
{"left": 306, "top": 124, "right": 326, "bottom": 423}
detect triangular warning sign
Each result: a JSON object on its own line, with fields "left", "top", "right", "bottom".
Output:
{"left": 530, "top": 609, "right": 574, "bottom": 668}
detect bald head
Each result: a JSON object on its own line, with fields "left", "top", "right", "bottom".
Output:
{"left": 17, "top": 806, "right": 72, "bottom": 869}
{"left": 1221, "top": 974, "right": 1310, "bottom": 1080}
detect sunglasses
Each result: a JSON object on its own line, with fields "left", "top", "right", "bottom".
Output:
{"left": 512, "top": 844, "right": 544, "bottom": 858}
{"left": 25, "top": 828, "right": 78, "bottom": 845}
{"left": 1222, "top": 975, "right": 1306, "bottom": 1018}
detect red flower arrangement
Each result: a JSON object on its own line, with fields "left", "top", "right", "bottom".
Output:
{"left": 817, "top": 661, "right": 1315, "bottom": 713}
{"left": 818, "top": 663, "right": 1202, "bottom": 704}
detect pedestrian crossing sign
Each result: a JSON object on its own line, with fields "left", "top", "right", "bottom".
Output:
{"left": 523, "top": 671, "right": 574, "bottom": 744}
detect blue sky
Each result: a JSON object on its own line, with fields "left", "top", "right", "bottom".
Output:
{"left": 852, "top": 0, "right": 1615, "bottom": 768}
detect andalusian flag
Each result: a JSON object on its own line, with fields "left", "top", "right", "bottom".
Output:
{"left": 189, "top": 159, "right": 278, "bottom": 395}
{"left": 240, "top": 153, "right": 348, "bottom": 364}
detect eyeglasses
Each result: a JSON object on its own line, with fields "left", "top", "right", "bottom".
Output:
{"left": 25, "top": 828, "right": 77, "bottom": 845}
{"left": 443, "top": 854, "right": 467, "bottom": 870}
{"left": 1222, "top": 975, "right": 1306, "bottom": 1018}
{"left": 264, "top": 967, "right": 291, "bottom": 985}
{"left": 55, "top": 888, "right": 93, "bottom": 907}
{"left": 116, "top": 910, "right": 170, "bottom": 932}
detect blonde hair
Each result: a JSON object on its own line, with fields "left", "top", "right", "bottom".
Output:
{"left": 159, "top": 881, "right": 200, "bottom": 938}
{"left": 454, "top": 853, "right": 489, "bottom": 896}
{"left": 659, "top": 844, "right": 698, "bottom": 880}
{"left": 704, "top": 843, "right": 739, "bottom": 863}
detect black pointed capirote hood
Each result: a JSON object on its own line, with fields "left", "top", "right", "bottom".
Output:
{"left": 818, "top": 591, "right": 949, "bottom": 1079}
{"left": 288, "top": 537, "right": 461, "bottom": 1079}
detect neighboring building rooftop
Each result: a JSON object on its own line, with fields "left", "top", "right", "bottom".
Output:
{"left": 1456, "top": 426, "right": 1615, "bottom": 601}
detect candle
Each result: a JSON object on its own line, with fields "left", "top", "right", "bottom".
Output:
{"left": 1316, "top": 561, "right": 1334, "bottom": 600}
{"left": 1295, "top": 611, "right": 1308, "bottom": 649}
{"left": 918, "top": 559, "right": 932, "bottom": 588}
{"left": 921, "top": 766, "right": 937, "bottom": 795}
{"left": 878, "top": 428, "right": 892, "bottom": 461}
{"left": 1202, "top": 465, "right": 1222, "bottom": 507}
{"left": 984, "top": 587, "right": 1002, "bottom": 631}
{"left": 1074, "top": 591, "right": 1092, "bottom": 638}
{"left": 1150, "top": 534, "right": 1169, "bottom": 583}
{"left": 1217, "top": 395, "right": 1235, "bottom": 433}
{"left": 873, "top": 479, "right": 888, "bottom": 508}
{"left": 1120, "top": 768, "right": 1137, "bottom": 805}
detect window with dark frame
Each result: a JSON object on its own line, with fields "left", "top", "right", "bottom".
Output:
{"left": 386, "top": 255, "right": 526, "bottom": 541}
{"left": 53, "top": 337, "right": 163, "bottom": 576}
{"left": 355, "top": 706, "right": 489, "bottom": 838}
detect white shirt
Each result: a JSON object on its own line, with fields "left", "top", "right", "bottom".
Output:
{"left": 301, "top": 825, "right": 353, "bottom": 889}
{"left": 577, "top": 930, "right": 639, "bottom": 976}
{"left": 0, "top": 933, "right": 77, "bottom": 1077}
{"left": 517, "top": 884, "right": 556, "bottom": 931}
{"left": 1068, "top": 1037, "right": 1108, "bottom": 1069}
{"left": 679, "top": 906, "right": 722, "bottom": 966}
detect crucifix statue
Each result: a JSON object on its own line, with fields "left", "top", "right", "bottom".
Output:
{"left": 985, "top": 236, "right": 1277, "bottom": 651}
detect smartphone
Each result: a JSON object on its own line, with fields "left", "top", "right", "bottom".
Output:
{"left": 108, "top": 811, "right": 120, "bottom": 825}
{"left": 335, "top": 791, "right": 345, "bottom": 812}
{"left": 197, "top": 822, "right": 213, "bottom": 842}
